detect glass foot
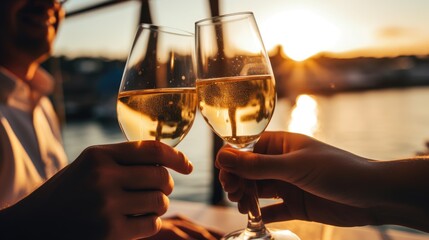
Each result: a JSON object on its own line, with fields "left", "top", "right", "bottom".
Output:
{"left": 222, "top": 228, "right": 301, "bottom": 240}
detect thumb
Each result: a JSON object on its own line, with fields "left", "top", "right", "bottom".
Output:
{"left": 96, "top": 141, "right": 193, "bottom": 175}
{"left": 216, "top": 148, "right": 290, "bottom": 181}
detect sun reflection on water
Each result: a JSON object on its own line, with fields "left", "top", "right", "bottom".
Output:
{"left": 288, "top": 94, "right": 318, "bottom": 137}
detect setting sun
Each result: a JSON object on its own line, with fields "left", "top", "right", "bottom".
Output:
{"left": 288, "top": 94, "right": 318, "bottom": 136}
{"left": 261, "top": 9, "right": 340, "bottom": 61}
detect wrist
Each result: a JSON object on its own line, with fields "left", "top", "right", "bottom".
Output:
{"left": 370, "top": 158, "right": 429, "bottom": 232}
{"left": 0, "top": 201, "right": 47, "bottom": 239}
{"left": 0, "top": 204, "right": 24, "bottom": 238}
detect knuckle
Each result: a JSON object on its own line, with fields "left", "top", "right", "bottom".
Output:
{"left": 80, "top": 146, "right": 106, "bottom": 168}
{"left": 223, "top": 182, "right": 234, "bottom": 192}
{"left": 76, "top": 146, "right": 115, "bottom": 192}
{"left": 155, "top": 167, "right": 173, "bottom": 194}
{"left": 166, "top": 175, "right": 174, "bottom": 195}
{"left": 228, "top": 192, "right": 240, "bottom": 202}
{"left": 152, "top": 191, "right": 169, "bottom": 215}
{"left": 144, "top": 216, "right": 162, "bottom": 237}
{"left": 220, "top": 174, "right": 233, "bottom": 192}
{"left": 82, "top": 145, "right": 100, "bottom": 157}
{"left": 159, "top": 194, "right": 169, "bottom": 215}
{"left": 219, "top": 170, "right": 228, "bottom": 182}
{"left": 153, "top": 166, "right": 174, "bottom": 195}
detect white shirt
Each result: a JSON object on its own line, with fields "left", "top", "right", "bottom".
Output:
{"left": 0, "top": 66, "right": 68, "bottom": 208}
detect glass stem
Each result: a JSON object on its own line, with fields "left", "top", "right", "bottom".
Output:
{"left": 240, "top": 147, "right": 272, "bottom": 240}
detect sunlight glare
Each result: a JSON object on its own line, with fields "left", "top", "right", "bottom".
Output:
{"left": 261, "top": 9, "right": 339, "bottom": 61}
{"left": 227, "top": 27, "right": 263, "bottom": 55}
{"left": 288, "top": 94, "right": 318, "bottom": 136}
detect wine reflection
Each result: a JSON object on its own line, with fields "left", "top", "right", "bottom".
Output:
{"left": 197, "top": 75, "right": 276, "bottom": 148}
{"left": 288, "top": 94, "right": 318, "bottom": 137}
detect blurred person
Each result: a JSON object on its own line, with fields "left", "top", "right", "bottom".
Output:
{"left": 0, "top": 0, "right": 221, "bottom": 239}
{"left": 216, "top": 131, "right": 429, "bottom": 233}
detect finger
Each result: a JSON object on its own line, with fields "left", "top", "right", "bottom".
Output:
{"left": 227, "top": 189, "right": 244, "bottom": 202}
{"left": 219, "top": 173, "right": 285, "bottom": 201}
{"left": 258, "top": 183, "right": 308, "bottom": 223}
{"left": 123, "top": 215, "right": 162, "bottom": 239}
{"left": 54, "top": 1, "right": 65, "bottom": 32}
{"left": 215, "top": 145, "right": 234, "bottom": 169}
{"left": 259, "top": 185, "right": 330, "bottom": 224}
{"left": 118, "top": 191, "right": 169, "bottom": 217}
{"left": 255, "top": 180, "right": 286, "bottom": 199}
{"left": 237, "top": 199, "right": 249, "bottom": 214}
{"left": 261, "top": 203, "right": 291, "bottom": 223}
{"left": 218, "top": 171, "right": 240, "bottom": 193}
{"left": 253, "top": 131, "right": 284, "bottom": 154}
{"left": 95, "top": 141, "right": 193, "bottom": 174}
{"left": 216, "top": 148, "right": 239, "bottom": 171}
{"left": 255, "top": 131, "right": 317, "bottom": 154}
{"left": 217, "top": 147, "right": 303, "bottom": 182}
{"left": 216, "top": 148, "right": 272, "bottom": 179}
{"left": 119, "top": 165, "right": 174, "bottom": 195}
{"left": 219, "top": 172, "right": 245, "bottom": 202}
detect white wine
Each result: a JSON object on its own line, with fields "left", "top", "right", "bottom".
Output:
{"left": 197, "top": 75, "right": 276, "bottom": 148}
{"left": 117, "top": 88, "right": 197, "bottom": 147}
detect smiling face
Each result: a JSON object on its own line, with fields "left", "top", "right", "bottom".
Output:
{"left": 0, "top": 0, "right": 64, "bottom": 64}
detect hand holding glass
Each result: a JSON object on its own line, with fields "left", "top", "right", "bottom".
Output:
{"left": 195, "top": 12, "right": 300, "bottom": 240}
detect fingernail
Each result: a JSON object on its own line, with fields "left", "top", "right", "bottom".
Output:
{"left": 218, "top": 149, "right": 238, "bottom": 170}
{"left": 183, "top": 154, "right": 193, "bottom": 174}
{"left": 187, "top": 159, "right": 194, "bottom": 172}
{"left": 179, "top": 151, "right": 193, "bottom": 174}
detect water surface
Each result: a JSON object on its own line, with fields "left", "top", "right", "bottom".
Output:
{"left": 63, "top": 86, "right": 429, "bottom": 202}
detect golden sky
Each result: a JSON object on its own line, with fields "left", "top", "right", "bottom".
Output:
{"left": 55, "top": 0, "right": 429, "bottom": 60}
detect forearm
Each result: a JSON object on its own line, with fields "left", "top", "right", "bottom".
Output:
{"left": 0, "top": 201, "right": 53, "bottom": 239}
{"left": 371, "top": 157, "right": 429, "bottom": 232}
{"left": 0, "top": 204, "right": 28, "bottom": 238}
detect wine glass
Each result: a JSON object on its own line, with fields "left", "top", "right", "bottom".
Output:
{"left": 195, "top": 12, "right": 301, "bottom": 240}
{"left": 117, "top": 24, "right": 197, "bottom": 147}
